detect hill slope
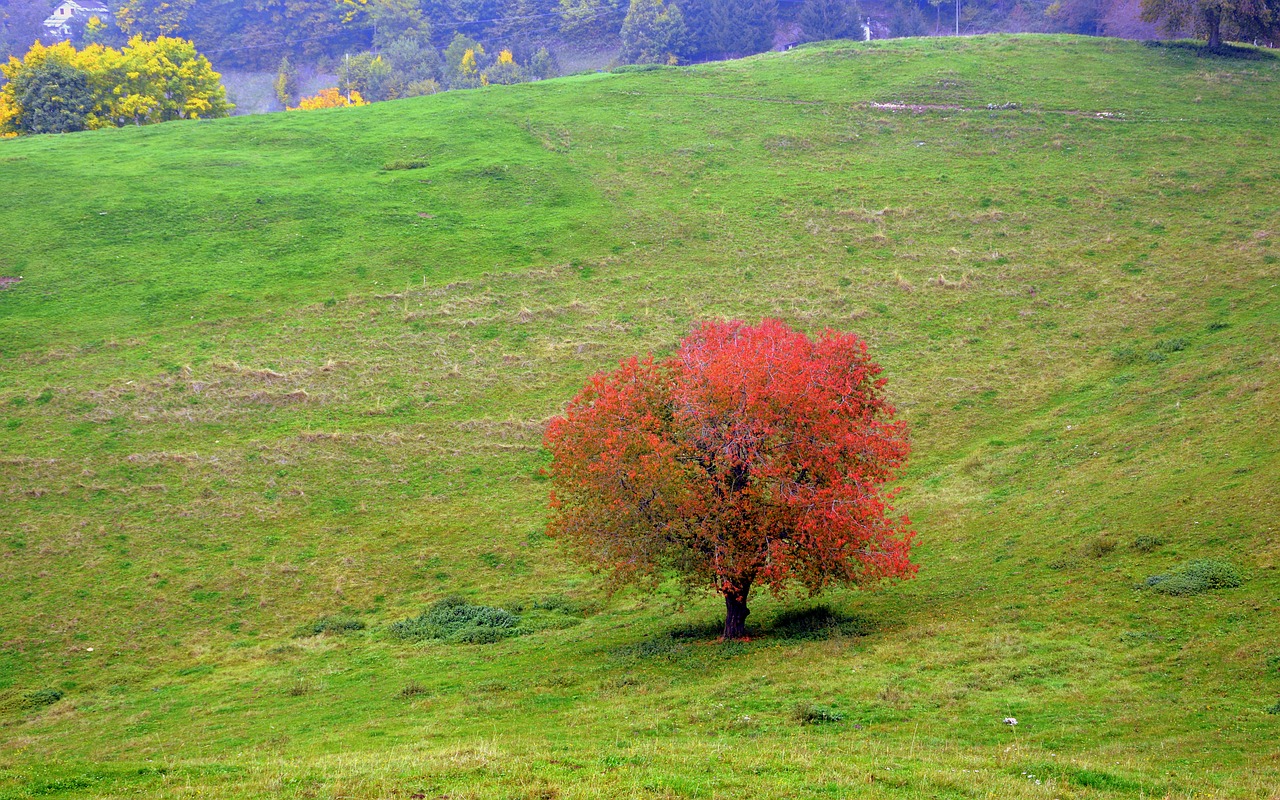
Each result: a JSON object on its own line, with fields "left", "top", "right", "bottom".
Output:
{"left": 0, "top": 35, "right": 1278, "bottom": 799}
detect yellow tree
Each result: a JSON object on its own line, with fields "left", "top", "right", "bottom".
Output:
{"left": 0, "top": 42, "right": 98, "bottom": 134}
{"left": 0, "top": 37, "right": 230, "bottom": 135}
{"left": 288, "top": 87, "right": 369, "bottom": 110}
{"left": 103, "top": 36, "right": 232, "bottom": 125}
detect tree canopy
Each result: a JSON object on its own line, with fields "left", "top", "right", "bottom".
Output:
{"left": 1141, "top": 0, "right": 1279, "bottom": 47}
{"left": 544, "top": 319, "right": 916, "bottom": 639}
{"left": 0, "top": 37, "right": 231, "bottom": 136}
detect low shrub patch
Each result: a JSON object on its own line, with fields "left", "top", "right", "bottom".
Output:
{"left": 23, "top": 688, "right": 63, "bottom": 708}
{"left": 389, "top": 596, "right": 523, "bottom": 644}
{"left": 1144, "top": 559, "right": 1242, "bottom": 596}
{"left": 1132, "top": 535, "right": 1163, "bottom": 553}
{"left": 295, "top": 615, "right": 366, "bottom": 637}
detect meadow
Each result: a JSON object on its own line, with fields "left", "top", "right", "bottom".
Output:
{"left": 0, "top": 34, "right": 1278, "bottom": 798}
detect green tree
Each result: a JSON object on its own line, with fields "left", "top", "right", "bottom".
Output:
{"left": 527, "top": 46, "right": 559, "bottom": 79}
{"left": 366, "top": 0, "right": 430, "bottom": 47}
{"left": 444, "top": 33, "right": 487, "bottom": 87}
{"left": 83, "top": 15, "right": 110, "bottom": 46}
{"left": 706, "top": 0, "right": 776, "bottom": 57}
{"left": 274, "top": 55, "right": 299, "bottom": 107}
{"left": 339, "top": 52, "right": 396, "bottom": 102}
{"left": 558, "top": 0, "right": 623, "bottom": 40}
{"left": 382, "top": 35, "right": 443, "bottom": 94}
{"left": 889, "top": 0, "right": 927, "bottom": 35}
{"left": 621, "top": 0, "right": 690, "bottom": 63}
{"left": 1141, "top": 0, "right": 1279, "bottom": 47}
{"left": 8, "top": 58, "right": 94, "bottom": 134}
{"left": 115, "top": 0, "right": 195, "bottom": 38}
{"left": 482, "top": 48, "right": 523, "bottom": 84}
{"left": 798, "top": 0, "right": 856, "bottom": 41}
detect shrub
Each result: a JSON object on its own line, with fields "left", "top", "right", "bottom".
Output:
{"left": 389, "top": 596, "right": 523, "bottom": 644}
{"left": 1132, "top": 535, "right": 1163, "bottom": 553}
{"left": 1111, "top": 346, "right": 1141, "bottom": 365}
{"left": 532, "top": 594, "right": 584, "bottom": 615}
{"left": 793, "top": 703, "right": 844, "bottom": 724}
{"left": 1266, "top": 699, "right": 1280, "bottom": 715}
{"left": 294, "top": 615, "right": 366, "bottom": 637}
{"left": 1265, "top": 652, "right": 1280, "bottom": 675}
{"left": 1084, "top": 536, "right": 1117, "bottom": 558}
{"left": 23, "top": 688, "right": 63, "bottom": 709}
{"left": 1144, "top": 559, "right": 1243, "bottom": 596}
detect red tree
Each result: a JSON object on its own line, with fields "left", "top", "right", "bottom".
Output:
{"left": 544, "top": 319, "right": 916, "bottom": 639}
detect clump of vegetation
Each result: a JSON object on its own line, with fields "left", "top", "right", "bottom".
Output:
{"left": 1144, "top": 559, "right": 1243, "bottom": 596}
{"left": 1111, "top": 346, "right": 1142, "bottom": 365}
{"left": 382, "top": 157, "right": 430, "bottom": 171}
{"left": 793, "top": 703, "right": 844, "bottom": 724}
{"left": 398, "top": 682, "right": 428, "bottom": 699}
{"left": 22, "top": 688, "right": 64, "bottom": 709}
{"left": 389, "top": 596, "right": 523, "bottom": 644}
{"left": 531, "top": 594, "right": 582, "bottom": 614}
{"left": 1132, "top": 535, "right": 1164, "bottom": 553}
{"left": 1084, "top": 536, "right": 1118, "bottom": 558}
{"left": 1265, "top": 652, "right": 1280, "bottom": 676}
{"left": 294, "top": 615, "right": 366, "bottom": 637}
{"left": 1266, "top": 699, "right": 1280, "bottom": 715}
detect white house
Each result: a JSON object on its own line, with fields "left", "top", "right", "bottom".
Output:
{"left": 41, "top": 1, "right": 110, "bottom": 43}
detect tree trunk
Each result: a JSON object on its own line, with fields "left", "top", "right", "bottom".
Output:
{"left": 1205, "top": 9, "right": 1222, "bottom": 49}
{"left": 723, "top": 588, "right": 751, "bottom": 640}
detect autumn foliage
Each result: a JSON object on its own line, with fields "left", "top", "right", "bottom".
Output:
{"left": 289, "top": 87, "right": 369, "bottom": 110}
{"left": 0, "top": 37, "right": 231, "bottom": 135}
{"left": 544, "top": 319, "right": 916, "bottom": 639}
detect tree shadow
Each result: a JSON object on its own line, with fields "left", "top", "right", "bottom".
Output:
{"left": 765, "top": 604, "right": 880, "bottom": 641}
{"left": 1144, "top": 40, "right": 1277, "bottom": 60}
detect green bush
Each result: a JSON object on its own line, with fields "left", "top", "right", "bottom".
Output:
{"left": 1111, "top": 346, "right": 1141, "bottom": 365}
{"left": 294, "top": 615, "right": 367, "bottom": 637}
{"left": 389, "top": 596, "right": 523, "bottom": 644}
{"left": 1144, "top": 559, "right": 1243, "bottom": 596}
{"left": 532, "top": 594, "right": 583, "bottom": 615}
{"left": 23, "top": 688, "right": 64, "bottom": 708}
{"left": 1132, "top": 535, "right": 1163, "bottom": 553}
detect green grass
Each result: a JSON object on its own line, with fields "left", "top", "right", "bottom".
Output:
{"left": 0, "top": 34, "right": 1278, "bottom": 798}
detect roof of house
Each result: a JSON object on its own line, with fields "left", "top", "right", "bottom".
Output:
{"left": 44, "top": 1, "right": 109, "bottom": 23}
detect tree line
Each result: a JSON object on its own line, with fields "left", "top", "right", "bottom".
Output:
{"left": 1, "top": 0, "right": 1273, "bottom": 135}
{"left": 3, "top": 0, "right": 1271, "bottom": 75}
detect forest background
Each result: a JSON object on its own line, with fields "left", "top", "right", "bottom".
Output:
{"left": 0, "top": 0, "right": 1184, "bottom": 114}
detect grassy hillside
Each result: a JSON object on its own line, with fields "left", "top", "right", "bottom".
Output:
{"left": 1, "top": 34, "right": 1278, "bottom": 799}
